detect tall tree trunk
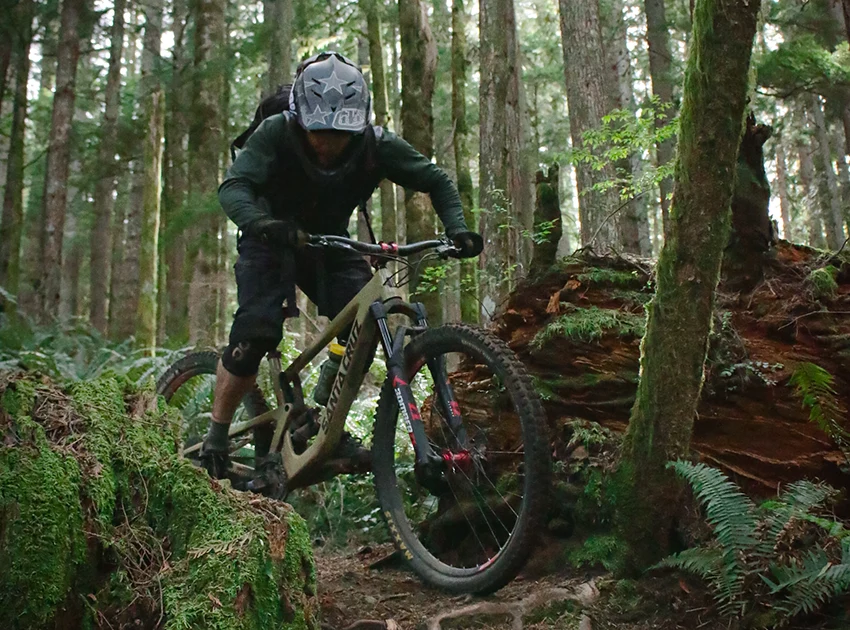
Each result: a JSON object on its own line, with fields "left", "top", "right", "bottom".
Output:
{"left": 187, "top": 0, "right": 226, "bottom": 345}
{"left": 775, "top": 140, "right": 793, "bottom": 241}
{"left": 644, "top": 0, "right": 676, "bottom": 234}
{"left": 480, "top": 0, "right": 528, "bottom": 319}
{"left": 810, "top": 94, "right": 845, "bottom": 249}
{"left": 602, "top": 0, "right": 650, "bottom": 255}
{"left": 616, "top": 0, "right": 761, "bottom": 572}
{"left": 263, "top": 0, "right": 293, "bottom": 95}
{"left": 399, "top": 0, "right": 441, "bottom": 322}
{"left": 89, "top": 0, "right": 126, "bottom": 334}
{"left": 834, "top": 129, "right": 850, "bottom": 235}
{"left": 136, "top": 0, "right": 165, "bottom": 351}
{"left": 798, "top": 141, "right": 825, "bottom": 249}
{"left": 558, "top": 0, "right": 621, "bottom": 251}
{"left": 0, "top": 0, "right": 34, "bottom": 312}
{"left": 363, "top": 0, "right": 397, "bottom": 243}
{"left": 452, "top": 0, "right": 477, "bottom": 323}
{"left": 163, "top": 0, "right": 190, "bottom": 342}
{"left": 38, "top": 0, "right": 89, "bottom": 321}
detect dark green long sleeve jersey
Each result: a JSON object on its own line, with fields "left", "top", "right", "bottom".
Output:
{"left": 218, "top": 112, "right": 468, "bottom": 238}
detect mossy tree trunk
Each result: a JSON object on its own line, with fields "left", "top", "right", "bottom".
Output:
{"left": 188, "top": 0, "right": 226, "bottom": 345}
{"left": 0, "top": 374, "right": 318, "bottom": 629}
{"left": 615, "top": 0, "right": 762, "bottom": 572}
{"left": 136, "top": 0, "right": 165, "bottom": 351}
{"left": 38, "top": 0, "right": 90, "bottom": 321}
{"left": 88, "top": 0, "right": 126, "bottom": 335}
{"left": 263, "top": 0, "right": 294, "bottom": 95}
{"left": 163, "top": 0, "right": 191, "bottom": 343}
{"left": 0, "top": 0, "right": 34, "bottom": 314}
{"left": 529, "top": 166, "right": 562, "bottom": 276}
{"left": 775, "top": 139, "right": 793, "bottom": 241}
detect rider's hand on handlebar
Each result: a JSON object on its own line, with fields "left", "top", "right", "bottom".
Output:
{"left": 246, "top": 218, "right": 304, "bottom": 247}
{"left": 451, "top": 231, "right": 484, "bottom": 259}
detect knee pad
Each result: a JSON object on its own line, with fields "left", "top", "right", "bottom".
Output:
{"left": 221, "top": 341, "right": 268, "bottom": 377}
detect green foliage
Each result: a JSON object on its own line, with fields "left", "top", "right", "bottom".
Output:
{"left": 533, "top": 306, "right": 645, "bottom": 348}
{"left": 758, "top": 38, "right": 850, "bottom": 97}
{"left": 806, "top": 266, "right": 839, "bottom": 301}
{"left": 658, "top": 461, "right": 850, "bottom": 625}
{"left": 576, "top": 267, "right": 642, "bottom": 288}
{"left": 789, "top": 362, "right": 850, "bottom": 461}
{"left": 566, "top": 98, "right": 678, "bottom": 200}
{"left": 568, "top": 534, "right": 627, "bottom": 573}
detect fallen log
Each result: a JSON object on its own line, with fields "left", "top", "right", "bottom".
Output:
{"left": 0, "top": 373, "right": 318, "bottom": 629}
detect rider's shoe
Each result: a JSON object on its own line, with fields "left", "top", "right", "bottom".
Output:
{"left": 250, "top": 452, "right": 287, "bottom": 499}
{"left": 198, "top": 440, "right": 230, "bottom": 479}
{"left": 332, "top": 431, "right": 372, "bottom": 468}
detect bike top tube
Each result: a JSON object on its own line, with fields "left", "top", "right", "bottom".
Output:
{"left": 305, "top": 233, "right": 458, "bottom": 258}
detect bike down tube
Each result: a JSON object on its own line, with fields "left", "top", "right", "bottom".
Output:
{"left": 280, "top": 269, "right": 387, "bottom": 487}
{"left": 371, "top": 301, "right": 438, "bottom": 466}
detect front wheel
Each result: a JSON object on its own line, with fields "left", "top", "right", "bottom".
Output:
{"left": 372, "top": 324, "right": 551, "bottom": 594}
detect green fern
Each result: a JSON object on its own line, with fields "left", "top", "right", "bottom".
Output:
{"left": 660, "top": 462, "right": 849, "bottom": 624}
{"left": 789, "top": 362, "right": 850, "bottom": 461}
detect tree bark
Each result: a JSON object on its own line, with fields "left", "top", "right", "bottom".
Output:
{"left": 602, "top": 0, "right": 650, "bottom": 255}
{"left": 163, "top": 0, "right": 191, "bottom": 342}
{"left": 798, "top": 141, "right": 825, "bottom": 249}
{"left": 0, "top": 0, "right": 34, "bottom": 313}
{"left": 135, "top": 0, "right": 165, "bottom": 351}
{"left": 529, "top": 166, "right": 562, "bottom": 276}
{"left": 399, "top": 0, "right": 441, "bottom": 322}
{"left": 452, "top": 0, "right": 477, "bottom": 323}
{"left": 89, "top": 0, "right": 126, "bottom": 334}
{"left": 558, "top": 0, "right": 621, "bottom": 251}
{"left": 616, "top": 0, "right": 761, "bottom": 572}
{"left": 775, "top": 140, "right": 793, "bottom": 241}
{"left": 644, "top": 0, "right": 677, "bottom": 234}
{"left": 363, "top": 0, "right": 397, "bottom": 243}
{"left": 187, "top": 0, "right": 226, "bottom": 345}
{"left": 809, "top": 94, "right": 845, "bottom": 250}
{"left": 263, "top": 0, "right": 293, "bottom": 95}
{"left": 480, "top": 0, "right": 528, "bottom": 319}
{"left": 38, "top": 0, "right": 89, "bottom": 321}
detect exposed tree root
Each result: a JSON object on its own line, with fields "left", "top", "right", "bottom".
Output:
{"left": 423, "top": 580, "right": 599, "bottom": 630}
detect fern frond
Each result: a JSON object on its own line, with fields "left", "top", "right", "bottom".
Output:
{"left": 790, "top": 363, "right": 850, "bottom": 461}
{"left": 669, "top": 461, "right": 759, "bottom": 552}
{"left": 656, "top": 546, "right": 724, "bottom": 581}
{"left": 770, "top": 549, "right": 850, "bottom": 618}
{"left": 762, "top": 481, "right": 838, "bottom": 544}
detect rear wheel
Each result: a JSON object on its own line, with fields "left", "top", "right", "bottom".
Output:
{"left": 372, "top": 324, "right": 551, "bottom": 594}
{"left": 155, "top": 351, "right": 268, "bottom": 469}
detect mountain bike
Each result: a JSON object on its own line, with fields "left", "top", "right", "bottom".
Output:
{"left": 156, "top": 234, "right": 551, "bottom": 594}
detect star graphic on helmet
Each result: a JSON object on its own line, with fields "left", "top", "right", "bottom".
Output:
{"left": 302, "top": 104, "right": 330, "bottom": 126}
{"left": 319, "top": 70, "right": 347, "bottom": 95}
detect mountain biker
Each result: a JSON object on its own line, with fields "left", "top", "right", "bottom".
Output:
{"left": 202, "top": 51, "right": 483, "bottom": 481}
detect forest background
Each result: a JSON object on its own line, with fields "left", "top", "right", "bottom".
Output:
{"left": 1, "top": 0, "right": 848, "bottom": 349}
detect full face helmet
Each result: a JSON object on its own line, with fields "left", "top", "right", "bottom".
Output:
{"left": 291, "top": 52, "right": 371, "bottom": 133}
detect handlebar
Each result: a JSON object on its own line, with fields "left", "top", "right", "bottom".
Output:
{"left": 304, "top": 233, "right": 460, "bottom": 258}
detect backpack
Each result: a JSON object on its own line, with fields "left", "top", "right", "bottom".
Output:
{"left": 229, "top": 84, "right": 382, "bottom": 244}
{"left": 230, "top": 84, "right": 294, "bottom": 162}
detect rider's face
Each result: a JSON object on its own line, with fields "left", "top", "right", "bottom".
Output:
{"left": 305, "top": 130, "right": 353, "bottom": 168}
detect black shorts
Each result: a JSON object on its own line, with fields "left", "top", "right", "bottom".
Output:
{"left": 229, "top": 235, "right": 372, "bottom": 348}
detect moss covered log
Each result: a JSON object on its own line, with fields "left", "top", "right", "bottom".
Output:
{"left": 614, "top": 0, "right": 762, "bottom": 572}
{"left": 0, "top": 373, "right": 317, "bottom": 630}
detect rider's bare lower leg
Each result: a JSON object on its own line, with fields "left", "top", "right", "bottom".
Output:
{"left": 205, "top": 359, "right": 256, "bottom": 451}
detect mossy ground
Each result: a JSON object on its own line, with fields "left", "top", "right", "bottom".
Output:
{"left": 0, "top": 372, "right": 316, "bottom": 630}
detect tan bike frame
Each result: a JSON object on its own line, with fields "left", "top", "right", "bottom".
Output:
{"left": 216, "top": 266, "right": 398, "bottom": 489}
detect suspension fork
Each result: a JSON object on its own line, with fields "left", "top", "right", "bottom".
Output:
{"left": 371, "top": 302, "right": 437, "bottom": 467}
